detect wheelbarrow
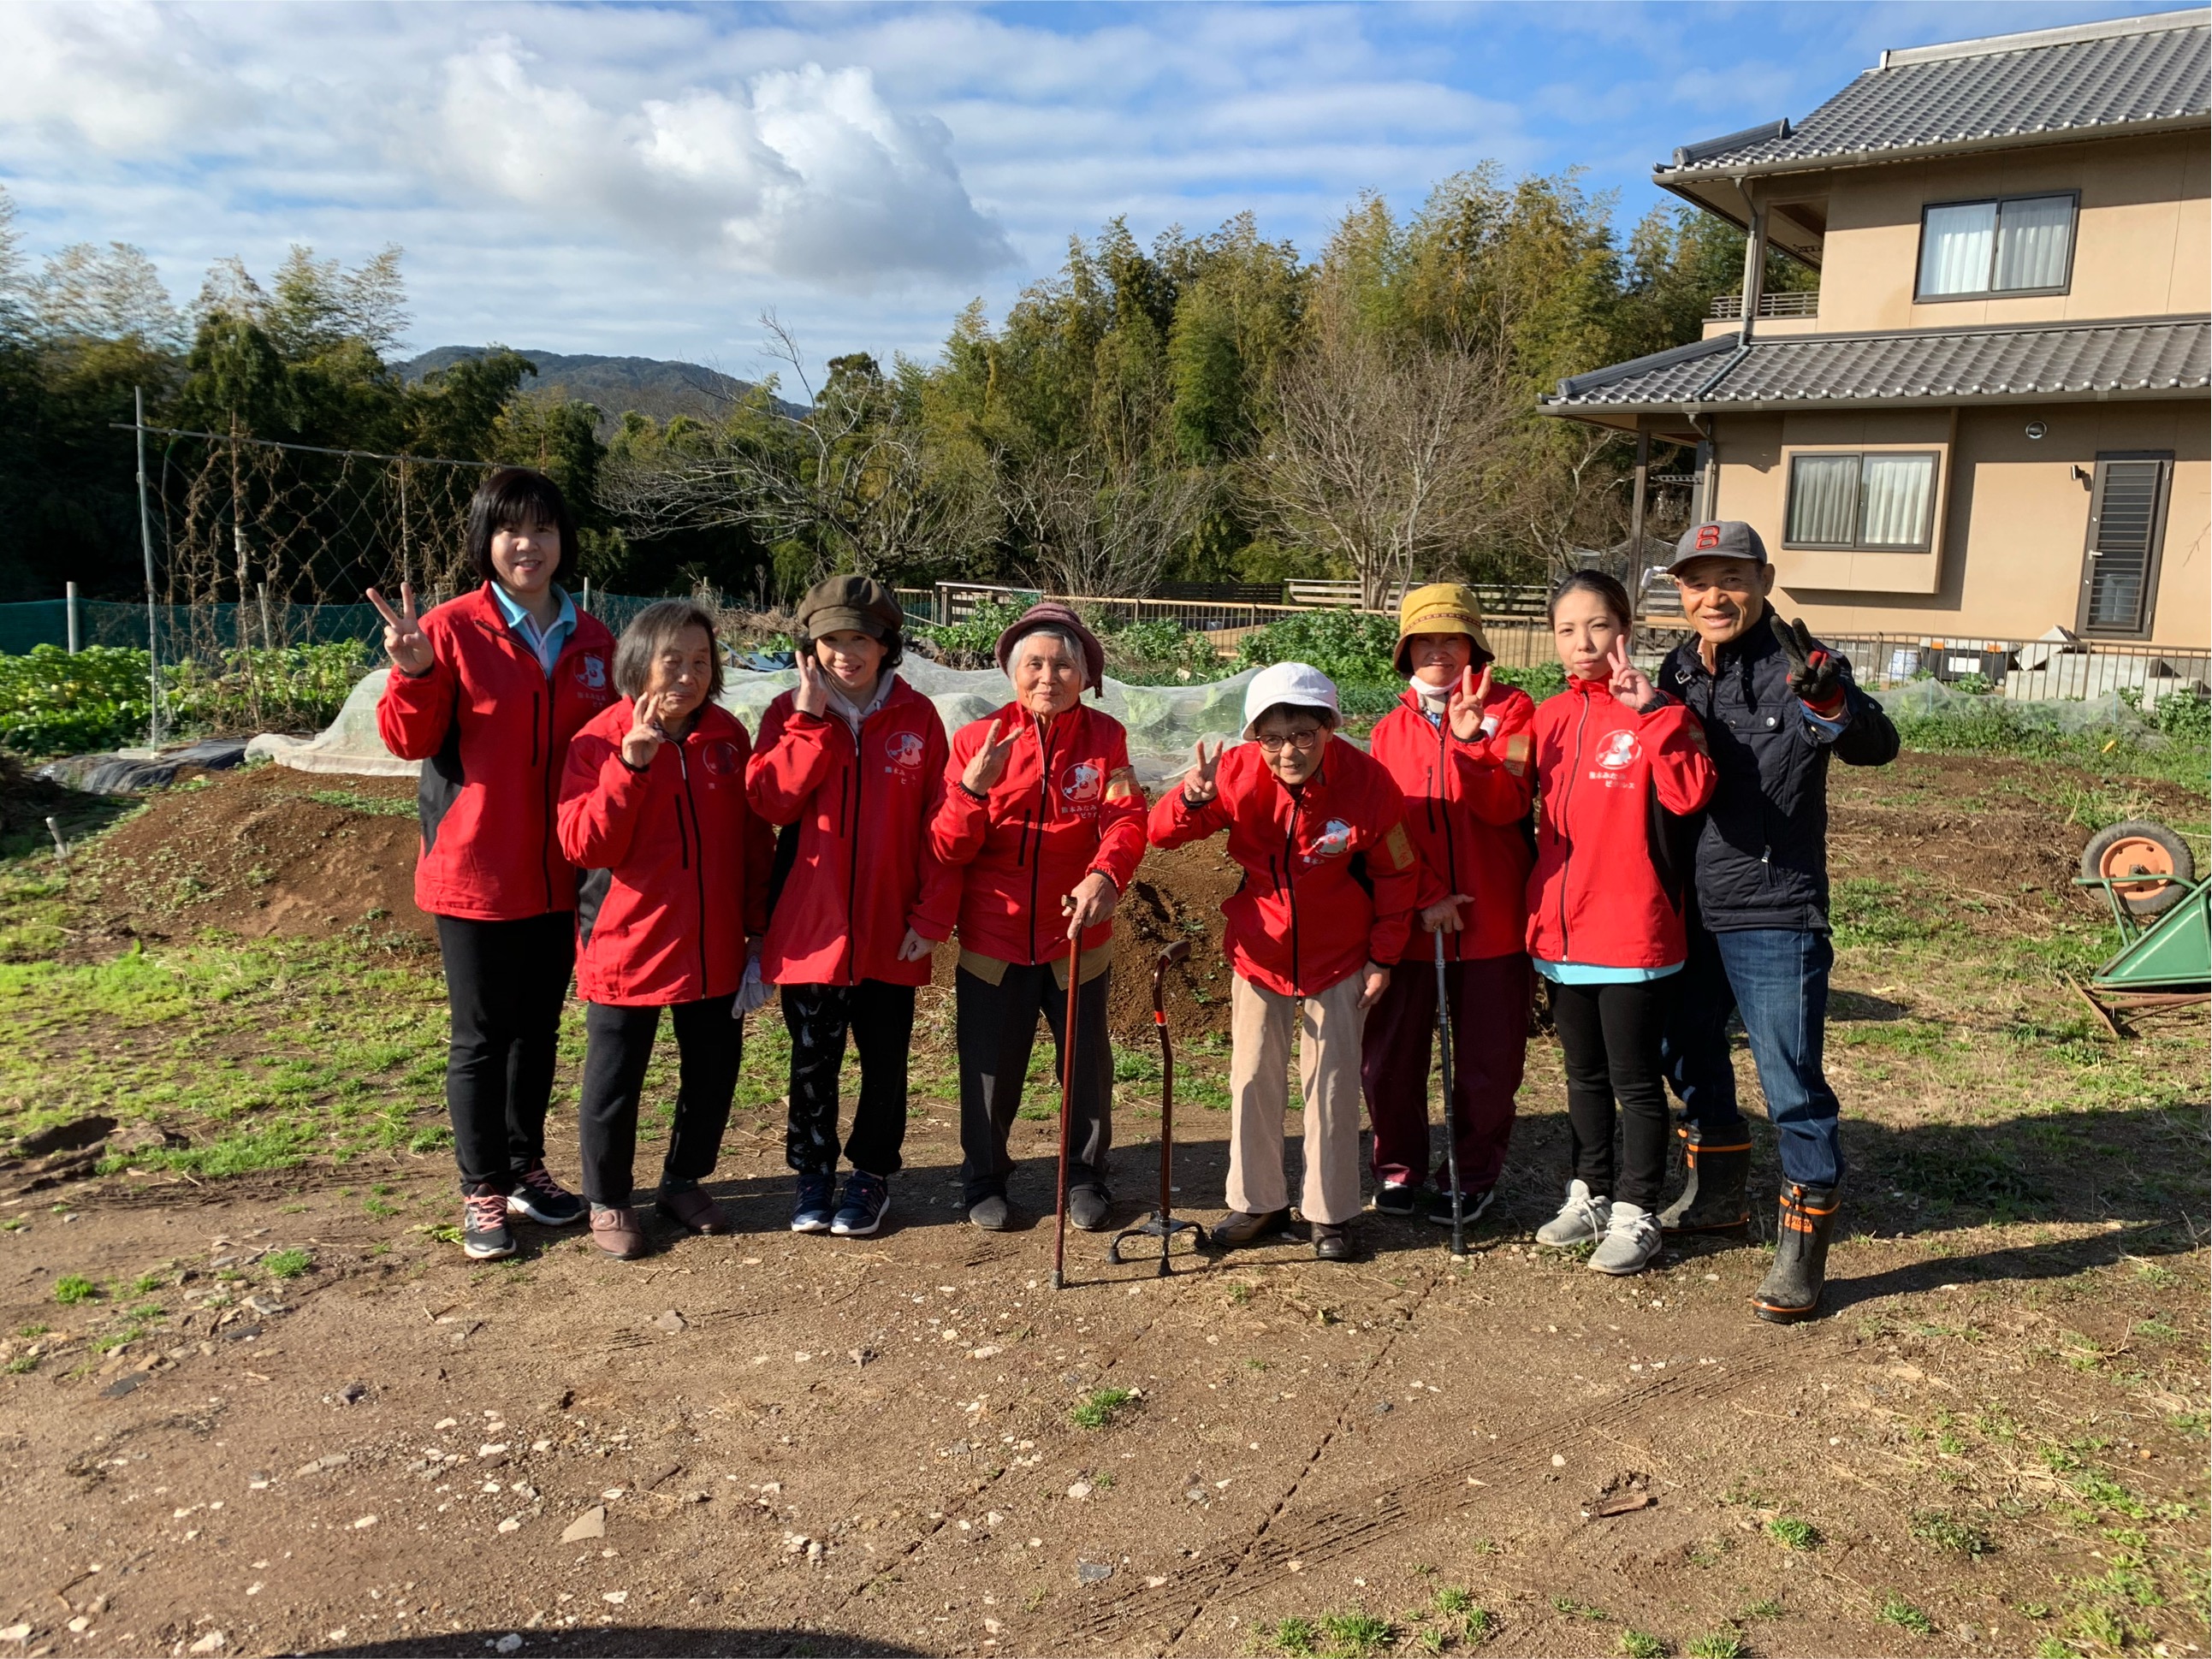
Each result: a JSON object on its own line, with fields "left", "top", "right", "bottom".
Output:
{"left": 2070, "top": 818, "right": 2209, "bottom": 1036}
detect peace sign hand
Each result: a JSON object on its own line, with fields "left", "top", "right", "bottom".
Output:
{"left": 1183, "top": 738, "right": 1224, "bottom": 803}
{"left": 620, "top": 693, "right": 670, "bottom": 770}
{"left": 1446, "top": 664, "right": 1493, "bottom": 741}
{"left": 366, "top": 584, "right": 433, "bottom": 677}
{"left": 1606, "top": 637, "right": 1664, "bottom": 715}
{"left": 960, "top": 719, "right": 1017, "bottom": 795}
{"left": 792, "top": 652, "right": 830, "bottom": 719}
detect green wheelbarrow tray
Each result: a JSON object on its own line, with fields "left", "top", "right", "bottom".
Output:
{"left": 2070, "top": 872, "right": 2210, "bottom": 1036}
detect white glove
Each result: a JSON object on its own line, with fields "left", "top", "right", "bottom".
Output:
{"left": 732, "top": 943, "right": 772, "bottom": 1018}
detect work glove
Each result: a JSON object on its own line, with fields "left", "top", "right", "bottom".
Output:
{"left": 731, "top": 942, "right": 772, "bottom": 1018}
{"left": 1770, "top": 613, "right": 1842, "bottom": 710}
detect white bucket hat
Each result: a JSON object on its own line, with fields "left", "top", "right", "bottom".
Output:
{"left": 1242, "top": 661, "right": 1342, "bottom": 739}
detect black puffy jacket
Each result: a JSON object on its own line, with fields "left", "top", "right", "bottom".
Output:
{"left": 1659, "top": 621, "right": 1899, "bottom": 933}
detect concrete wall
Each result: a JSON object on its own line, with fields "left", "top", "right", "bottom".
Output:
{"left": 1705, "top": 400, "right": 2209, "bottom": 644}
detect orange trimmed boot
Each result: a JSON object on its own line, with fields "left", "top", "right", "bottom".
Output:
{"left": 1659, "top": 1122, "right": 1751, "bottom": 1234}
{"left": 1752, "top": 1184, "right": 1837, "bottom": 1324}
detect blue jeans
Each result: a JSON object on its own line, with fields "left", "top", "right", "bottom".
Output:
{"left": 1662, "top": 924, "right": 1843, "bottom": 1188}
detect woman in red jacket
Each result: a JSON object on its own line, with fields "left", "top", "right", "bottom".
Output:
{"left": 1525, "top": 572, "right": 1717, "bottom": 1277}
{"left": 1149, "top": 662, "right": 1424, "bottom": 1262}
{"left": 372, "top": 467, "right": 618, "bottom": 1260}
{"left": 557, "top": 600, "right": 774, "bottom": 1259}
{"left": 1362, "top": 583, "right": 1537, "bottom": 1225}
{"left": 929, "top": 604, "right": 1147, "bottom": 1234}
{"left": 746, "top": 575, "right": 959, "bottom": 1239}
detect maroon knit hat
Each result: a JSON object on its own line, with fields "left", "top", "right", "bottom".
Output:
{"left": 993, "top": 602, "right": 1106, "bottom": 696}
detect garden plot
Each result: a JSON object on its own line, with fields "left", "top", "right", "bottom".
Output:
{"left": 0, "top": 754, "right": 2203, "bottom": 1659}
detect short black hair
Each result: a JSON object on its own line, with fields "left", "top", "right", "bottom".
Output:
{"left": 466, "top": 466, "right": 578, "bottom": 586}
{"left": 1548, "top": 570, "right": 1635, "bottom": 632}
{"left": 614, "top": 599, "right": 725, "bottom": 703}
{"left": 800, "top": 630, "right": 904, "bottom": 675}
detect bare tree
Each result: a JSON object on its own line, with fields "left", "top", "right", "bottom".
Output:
{"left": 1254, "top": 315, "right": 1518, "bottom": 609}
{"left": 602, "top": 315, "right": 992, "bottom": 584}
{"left": 1006, "top": 447, "right": 1213, "bottom": 598}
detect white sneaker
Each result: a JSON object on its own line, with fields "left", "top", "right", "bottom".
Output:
{"left": 1534, "top": 1179, "right": 1610, "bottom": 1247}
{"left": 1589, "top": 1200, "right": 1661, "bottom": 1276}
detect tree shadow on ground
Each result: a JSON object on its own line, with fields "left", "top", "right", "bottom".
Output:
{"left": 323, "top": 1629, "right": 922, "bottom": 1657}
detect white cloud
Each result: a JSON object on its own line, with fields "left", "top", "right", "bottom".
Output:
{"left": 425, "top": 40, "right": 1011, "bottom": 285}
{"left": 5, "top": 0, "right": 238, "bottom": 154}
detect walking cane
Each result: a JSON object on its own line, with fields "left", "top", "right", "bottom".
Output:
{"left": 1434, "top": 931, "right": 1468, "bottom": 1260}
{"left": 1052, "top": 926, "right": 1084, "bottom": 1292}
{"left": 1108, "top": 940, "right": 1205, "bottom": 1275}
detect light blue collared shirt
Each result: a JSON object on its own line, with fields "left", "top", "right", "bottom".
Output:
{"left": 1532, "top": 958, "right": 1685, "bottom": 985}
{"left": 490, "top": 584, "right": 577, "bottom": 679}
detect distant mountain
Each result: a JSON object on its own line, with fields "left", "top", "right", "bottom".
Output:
{"left": 395, "top": 347, "right": 806, "bottom": 427}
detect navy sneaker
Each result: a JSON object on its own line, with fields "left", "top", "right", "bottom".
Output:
{"left": 1427, "top": 1188, "right": 1496, "bottom": 1227}
{"left": 830, "top": 1171, "right": 890, "bottom": 1237}
{"left": 507, "top": 1162, "right": 586, "bottom": 1227}
{"left": 462, "top": 1191, "right": 515, "bottom": 1260}
{"left": 791, "top": 1171, "right": 837, "bottom": 1234}
{"left": 1373, "top": 1182, "right": 1422, "bottom": 1218}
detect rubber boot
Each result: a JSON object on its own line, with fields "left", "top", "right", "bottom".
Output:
{"left": 1752, "top": 1184, "right": 1838, "bottom": 1324}
{"left": 1659, "top": 1122, "right": 1751, "bottom": 1234}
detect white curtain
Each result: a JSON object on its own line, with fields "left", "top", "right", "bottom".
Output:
{"left": 1787, "top": 454, "right": 1859, "bottom": 544}
{"left": 1918, "top": 202, "right": 1996, "bottom": 296}
{"left": 1858, "top": 453, "right": 1936, "bottom": 547}
{"left": 1995, "top": 196, "right": 2073, "bottom": 291}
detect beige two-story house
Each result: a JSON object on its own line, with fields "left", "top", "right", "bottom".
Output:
{"left": 1544, "top": 10, "right": 2209, "bottom": 653}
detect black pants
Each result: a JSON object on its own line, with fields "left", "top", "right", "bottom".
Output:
{"left": 436, "top": 911, "right": 576, "bottom": 1196}
{"left": 1548, "top": 975, "right": 1676, "bottom": 1212}
{"left": 577, "top": 997, "right": 743, "bottom": 1208}
{"left": 783, "top": 980, "right": 916, "bottom": 1177}
{"left": 955, "top": 963, "right": 1112, "bottom": 1206}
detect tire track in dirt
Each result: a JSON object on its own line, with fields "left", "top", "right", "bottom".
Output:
{"left": 1044, "top": 1342, "right": 1786, "bottom": 1654}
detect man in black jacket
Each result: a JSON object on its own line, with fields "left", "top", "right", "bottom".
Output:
{"left": 1652, "top": 521, "right": 1899, "bottom": 1324}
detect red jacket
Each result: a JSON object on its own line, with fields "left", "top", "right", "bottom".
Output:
{"left": 745, "top": 676, "right": 961, "bottom": 988}
{"left": 929, "top": 703, "right": 1148, "bottom": 966}
{"left": 1524, "top": 677, "right": 1717, "bottom": 971}
{"left": 1367, "top": 686, "right": 1537, "bottom": 963}
{"left": 1148, "top": 738, "right": 1422, "bottom": 998}
{"left": 377, "top": 584, "right": 620, "bottom": 921}
{"left": 556, "top": 701, "right": 775, "bottom": 1007}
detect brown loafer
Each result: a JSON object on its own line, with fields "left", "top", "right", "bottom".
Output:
{"left": 590, "top": 1206, "right": 651, "bottom": 1259}
{"left": 1212, "top": 1208, "right": 1290, "bottom": 1249}
{"left": 657, "top": 1186, "right": 732, "bottom": 1236}
{"left": 1312, "top": 1222, "right": 1354, "bottom": 1263}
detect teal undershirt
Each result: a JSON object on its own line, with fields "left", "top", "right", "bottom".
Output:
{"left": 1531, "top": 958, "right": 1684, "bottom": 985}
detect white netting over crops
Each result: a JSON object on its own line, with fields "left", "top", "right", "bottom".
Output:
{"left": 250, "top": 662, "right": 1266, "bottom": 785}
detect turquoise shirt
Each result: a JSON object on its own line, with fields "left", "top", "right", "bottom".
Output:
{"left": 1531, "top": 958, "right": 1685, "bottom": 985}
{"left": 490, "top": 584, "right": 577, "bottom": 678}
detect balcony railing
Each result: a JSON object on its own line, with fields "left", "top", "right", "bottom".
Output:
{"left": 1709, "top": 290, "right": 1820, "bottom": 320}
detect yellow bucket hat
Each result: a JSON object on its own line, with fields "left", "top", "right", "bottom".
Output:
{"left": 1393, "top": 582, "right": 1494, "bottom": 676}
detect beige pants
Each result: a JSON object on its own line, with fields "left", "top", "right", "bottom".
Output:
{"left": 1227, "top": 970, "right": 1367, "bottom": 1225}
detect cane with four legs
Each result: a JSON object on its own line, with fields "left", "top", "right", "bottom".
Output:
{"left": 1434, "top": 930, "right": 1468, "bottom": 1260}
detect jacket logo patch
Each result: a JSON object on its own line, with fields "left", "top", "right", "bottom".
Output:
{"left": 1103, "top": 765, "right": 1139, "bottom": 804}
{"left": 1596, "top": 731, "right": 1640, "bottom": 771}
{"left": 1383, "top": 821, "right": 1415, "bottom": 871}
{"left": 575, "top": 655, "right": 608, "bottom": 690}
{"left": 1060, "top": 761, "right": 1102, "bottom": 804}
{"left": 1503, "top": 732, "right": 1531, "bottom": 777}
{"left": 884, "top": 731, "right": 925, "bottom": 770}
{"left": 1305, "top": 819, "right": 1355, "bottom": 864}
{"left": 702, "top": 739, "right": 741, "bottom": 778}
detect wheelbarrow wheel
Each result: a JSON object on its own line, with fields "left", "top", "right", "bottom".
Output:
{"left": 2082, "top": 820, "right": 2194, "bottom": 917}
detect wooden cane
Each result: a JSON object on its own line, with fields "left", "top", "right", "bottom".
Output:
{"left": 1052, "top": 927, "right": 1083, "bottom": 1291}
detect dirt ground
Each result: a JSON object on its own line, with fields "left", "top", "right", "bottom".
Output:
{"left": 0, "top": 753, "right": 2205, "bottom": 1659}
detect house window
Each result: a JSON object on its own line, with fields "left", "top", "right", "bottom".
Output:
{"left": 1916, "top": 193, "right": 2076, "bottom": 299}
{"left": 1784, "top": 452, "right": 1939, "bottom": 550}
{"left": 2077, "top": 453, "right": 2173, "bottom": 637}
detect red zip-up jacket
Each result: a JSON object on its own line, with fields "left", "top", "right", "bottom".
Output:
{"left": 1524, "top": 677, "right": 1717, "bottom": 971}
{"left": 377, "top": 584, "right": 620, "bottom": 921}
{"left": 929, "top": 703, "right": 1148, "bottom": 966}
{"left": 1367, "top": 685, "right": 1538, "bottom": 963}
{"left": 745, "top": 676, "right": 961, "bottom": 988}
{"left": 556, "top": 701, "right": 775, "bottom": 1007}
{"left": 1148, "top": 739, "right": 1423, "bottom": 998}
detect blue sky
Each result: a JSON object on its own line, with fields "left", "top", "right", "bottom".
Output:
{"left": 3, "top": 1, "right": 2193, "bottom": 384}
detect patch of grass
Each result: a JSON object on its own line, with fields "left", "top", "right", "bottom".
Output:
{"left": 1070, "top": 1386, "right": 1137, "bottom": 1430}
{"left": 1910, "top": 1509, "right": 1994, "bottom": 1555}
{"left": 3, "top": 1354, "right": 36, "bottom": 1374}
{"left": 1315, "top": 1612, "right": 1393, "bottom": 1659}
{"left": 15, "top": 1324, "right": 48, "bottom": 1339}
{"left": 1253, "top": 1616, "right": 1319, "bottom": 1658}
{"left": 1685, "top": 1635, "right": 1744, "bottom": 1659}
{"left": 1552, "top": 1597, "right": 1609, "bottom": 1622}
{"left": 261, "top": 1247, "right": 312, "bottom": 1279}
{"left": 1737, "top": 1598, "right": 1781, "bottom": 1621}
{"left": 1875, "top": 1594, "right": 1933, "bottom": 1635}
{"left": 52, "top": 1274, "right": 97, "bottom": 1306}
{"left": 306, "top": 789, "right": 417, "bottom": 818}
{"left": 1764, "top": 1515, "right": 1820, "bottom": 1550}
{"left": 1432, "top": 1589, "right": 1472, "bottom": 1617}
{"left": 1618, "top": 1631, "right": 1666, "bottom": 1659}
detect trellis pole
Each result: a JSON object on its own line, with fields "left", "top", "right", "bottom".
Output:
{"left": 134, "top": 387, "right": 163, "bottom": 745}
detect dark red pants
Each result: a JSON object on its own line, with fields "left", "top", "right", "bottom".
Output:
{"left": 1361, "top": 951, "right": 1531, "bottom": 1194}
